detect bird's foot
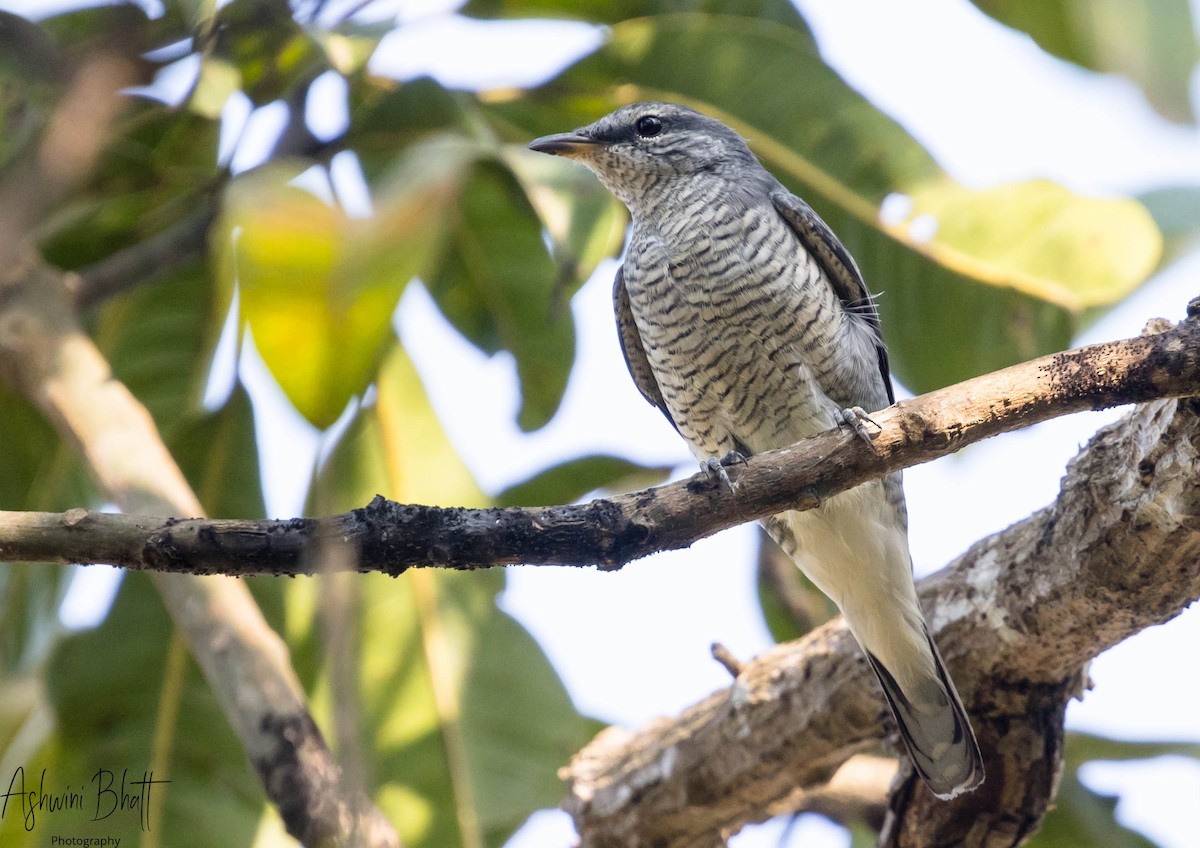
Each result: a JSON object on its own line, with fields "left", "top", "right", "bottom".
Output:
{"left": 838, "top": 407, "right": 882, "bottom": 455}
{"left": 700, "top": 450, "right": 747, "bottom": 492}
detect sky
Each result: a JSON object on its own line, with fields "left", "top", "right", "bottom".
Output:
{"left": 33, "top": 0, "right": 1200, "bottom": 845}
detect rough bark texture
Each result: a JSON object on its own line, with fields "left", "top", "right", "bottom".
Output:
{"left": 562, "top": 393, "right": 1200, "bottom": 847}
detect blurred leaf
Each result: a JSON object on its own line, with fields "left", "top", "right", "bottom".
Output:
{"left": 354, "top": 78, "right": 604, "bottom": 430}
{"left": 1064, "top": 730, "right": 1200, "bottom": 765}
{"left": 309, "top": 346, "right": 598, "bottom": 847}
{"left": 39, "top": 3, "right": 155, "bottom": 51}
{"left": 352, "top": 76, "right": 473, "bottom": 182}
{"left": 317, "top": 21, "right": 394, "bottom": 76}
{"left": 884, "top": 179, "right": 1160, "bottom": 386}
{"left": 0, "top": 12, "right": 59, "bottom": 82}
{"left": 463, "top": 0, "right": 813, "bottom": 32}
{"left": 190, "top": 54, "right": 242, "bottom": 119}
{"left": 504, "top": 145, "right": 628, "bottom": 297}
{"left": 848, "top": 822, "right": 880, "bottom": 848}
{"left": 495, "top": 454, "right": 672, "bottom": 506}
{"left": 0, "top": 386, "right": 90, "bottom": 513}
{"left": 1032, "top": 769, "right": 1160, "bottom": 847}
{"left": 491, "top": 13, "right": 1162, "bottom": 390}
{"left": 93, "top": 261, "right": 215, "bottom": 438}
{"left": 34, "top": 574, "right": 265, "bottom": 848}
{"left": 216, "top": 142, "right": 467, "bottom": 428}
{"left": 160, "top": 0, "right": 216, "bottom": 31}
{"left": 41, "top": 101, "right": 220, "bottom": 270}
{"left": 1030, "top": 731, "right": 1200, "bottom": 847}
{"left": 172, "top": 386, "right": 266, "bottom": 519}
{"left": 971, "top": 0, "right": 1198, "bottom": 124}
{"left": 906, "top": 179, "right": 1160, "bottom": 307}
{"left": 201, "top": 0, "right": 328, "bottom": 106}
{"left": 488, "top": 13, "right": 940, "bottom": 195}
{"left": 0, "top": 12, "right": 60, "bottom": 169}
{"left": 1139, "top": 185, "right": 1200, "bottom": 268}
{"left": 0, "top": 386, "right": 85, "bottom": 765}
{"left": 0, "top": 385, "right": 91, "bottom": 679}
{"left": 427, "top": 158, "right": 576, "bottom": 430}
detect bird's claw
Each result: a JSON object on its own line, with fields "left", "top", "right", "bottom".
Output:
{"left": 701, "top": 450, "right": 747, "bottom": 492}
{"left": 839, "top": 407, "right": 882, "bottom": 455}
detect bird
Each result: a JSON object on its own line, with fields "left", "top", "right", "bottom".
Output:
{"left": 528, "top": 102, "right": 984, "bottom": 799}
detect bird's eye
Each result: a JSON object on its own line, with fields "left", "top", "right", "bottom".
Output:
{"left": 635, "top": 116, "right": 663, "bottom": 138}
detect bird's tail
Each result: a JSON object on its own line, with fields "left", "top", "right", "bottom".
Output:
{"left": 864, "top": 628, "right": 984, "bottom": 800}
{"left": 767, "top": 486, "right": 983, "bottom": 799}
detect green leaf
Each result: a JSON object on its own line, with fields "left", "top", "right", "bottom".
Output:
{"left": 1138, "top": 186, "right": 1200, "bottom": 269}
{"left": 41, "top": 101, "right": 220, "bottom": 271}
{"left": 882, "top": 179, "right": 1160, "bottom": 387}
{"left": 171, "top": 386, "right": 266, "bottom": 520}
{"left": 495, "top": 454, "right": 671, "bottom": 506}
{"left": 427, "top": 158, "right": 576, "bottom": 431}
{"left": 491, "top": 12, "right": 1162, "bottom": 390}
{"left": 202, "top": 0, "right": 329, "bottom": 107}
{"left": 92, "top": 261, "right": 215, "bottom": 439}
{"left": 352, "top": 77, "right": 473, "bottom": 181}
{"left": 39, "top": 3, "right": 155, "bottom": 50}
{"left": 0, "top": 12, "right": 59, "bottom": 171}
{"left": 317, "top": 21, "right": 395, "bottom": 77}
{"left": 503, "top": 145, "right": 628, "bottom": 300}
{"left": 463, "top": 0, "right": 813, "bottom": 33}
{"left": 1031, "top": 770, "right": 1160, "bottom": 847}
{"left": 492, "top": 13, "right": 939, "bottom": 195}
{"left": 354, "top": 79, "right": 610, "bottom": 429}
{"left": 971, "top": 0, "right": 1198, "bottom": 124}
{"left": 215, "top": 143, "right": 467, "bottom": 428}
{"left": 905, "top": 179, "right": 1161, "bottom": 307}
{"left": 1064, "top": 730, "right": 1200, "bottom": 766}
{"left": 34, "top": 574, "right": 265, "bottom": 848}
{"left": 1029, "top": 731, "right": 1200, "bottom": 847}
{"left": 190, "top": 55, "right": 242, "bottom": 119}
{"left": 309, "top": 346, "right": 597, "bottom": 847}
{"left": 0, "top": 386, "right": 92, "bottom": 679}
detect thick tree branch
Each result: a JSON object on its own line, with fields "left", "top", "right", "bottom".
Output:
{"left": 562, "top": 390, "right": 1200, "bottom": 847}
{"left": 0, "top": 309, "right": 1196, "bottom": 575}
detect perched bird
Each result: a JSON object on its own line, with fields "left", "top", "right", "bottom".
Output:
{"left": 529, "top": 102, "right": 983, "bottom": 799}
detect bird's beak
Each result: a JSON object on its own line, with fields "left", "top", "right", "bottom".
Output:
{"left": 528, "top": 132, "right": 600, "bottom": 159}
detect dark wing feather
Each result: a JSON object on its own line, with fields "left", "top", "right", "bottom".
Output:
{"left": 770, "top": 190, "right": 895, "bottom": 405}
{"left": 613, "top": 264, "right": 679, "bottom": 433}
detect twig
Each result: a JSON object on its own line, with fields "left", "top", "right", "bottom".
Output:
{"left": 709, "top": 643, "right": 744, "bottom": 678}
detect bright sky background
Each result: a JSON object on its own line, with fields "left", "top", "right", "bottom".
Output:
{"left": 33, "top": 0, "right": 1200, "bottom": 845}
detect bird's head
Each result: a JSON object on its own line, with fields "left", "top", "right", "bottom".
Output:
{"left": 528, "top": 102, "right": 760, "bottom": 214}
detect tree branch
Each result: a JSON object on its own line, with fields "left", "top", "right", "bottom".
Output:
{"left": 0, "top": 308, "right": 1196, "bottom": 575}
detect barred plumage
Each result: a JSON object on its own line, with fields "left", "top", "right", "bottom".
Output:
{"left": 530, "top": 102, "right": 983, "bottom": 799}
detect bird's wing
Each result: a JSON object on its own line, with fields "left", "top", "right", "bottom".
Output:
{"left": 613, "top": 264, "right": 679, "bottom": 433}
{"left": 770, "top": 189, "right": 895, "bottom": 405}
